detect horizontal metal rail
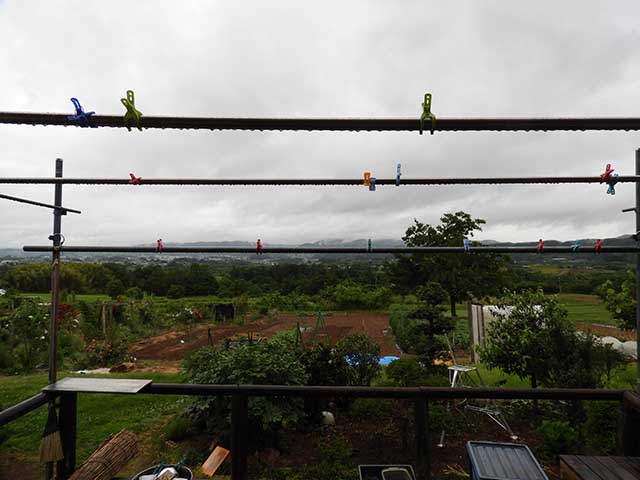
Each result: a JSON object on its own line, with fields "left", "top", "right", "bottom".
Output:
{"left": 0, "top": 392, "right": 54, "bottom": 427}
{"left": 22, "top": 245, "right": 640, "bottom": 254}
{"left": 142, "top": 383, "right": 626, "bottom": 400}
{"left": 3, "top": 112, "right": 640, "bottom": 132}
{"left": 0, "top": 193, "right": 81, "bottom": 214}
{"left": 0, "top": 176, "right": 638, "bottom": 186}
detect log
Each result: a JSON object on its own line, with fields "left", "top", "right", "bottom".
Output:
{"left": 69, "top": 429, "right": 138, "bottom": 480}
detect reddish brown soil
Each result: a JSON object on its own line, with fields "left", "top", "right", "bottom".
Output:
{"left": 129, "top": 312, "right": 402, "bottom": 363}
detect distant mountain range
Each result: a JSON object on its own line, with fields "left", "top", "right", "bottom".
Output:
{"left": 0, "top": 235, "right": 635, "bottom": 265}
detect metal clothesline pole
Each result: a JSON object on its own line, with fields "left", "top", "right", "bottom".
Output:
{"left": 2, "top": 112, "right": 640, "bottom": 132}
{"left": 0, "top": 176, "right": 638, "bottom": 186}
{"left": 0, "top": 192, "right": 80, "bottom": 213}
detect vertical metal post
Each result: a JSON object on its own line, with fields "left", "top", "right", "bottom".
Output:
{"left": 414, "top": 397, "right": 430, "bottom": 480}
{"left": 636, "top": 149, "right": 640, "bottom": 393}
{"left": 56, "top": 393, "right": 77, "bottom": 479}
{"left": 45, "top": 158, "right": 63, "bottom": 480}
{"left": 231, "top": 394, "right": 249, "bottom": 480}
{"left": 48, "top": 158, "right": 63, "bottom": 384}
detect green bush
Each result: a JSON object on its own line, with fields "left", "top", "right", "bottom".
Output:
{"left": 184, "top": 335, "right": 308, "bottom": 436}
{"left": 163, "top": 415, "right": 193, "bottom": 442}
{"left": 167, "top": 284, "right": 186, "bottom": 299}
{"left": 537, "top": 419, "right": 578, "bottom": 458}
{"left": 349, "top": 398, "right": 393, "bottom": 419}
{"left": 386, "top": 358, "right": 432, "bottom": 387}
{"left": 584, "top": 401, "right": 619, "bottom": 454}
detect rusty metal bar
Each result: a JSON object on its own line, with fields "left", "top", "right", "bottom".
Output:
{"left": 2, "top": 112, "right": 640, "bottom": 132}
{"left": 22, "top": 245, "right": 640, "bottom": 254}
{"left": 0, "top": 192, "right": 80, "bottom": 214}
{"left": 0, "top": 176, "right": 638, "bottom": 186}
{"left": 142, "top": 383, "right": 625, "bottom": 400}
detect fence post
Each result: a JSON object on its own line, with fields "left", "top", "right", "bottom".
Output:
{"left": 231, "top": 394, "right": 249, "bottom": 480}
{"left": 414, "top": 397, "right": 430, "bottom": 480}
{"left": 56, "top": 393, "right": 77, "bottom": 479}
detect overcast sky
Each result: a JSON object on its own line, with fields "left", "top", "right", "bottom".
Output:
{"left": 1, "top": 1, "right": 640, "bottom": 248}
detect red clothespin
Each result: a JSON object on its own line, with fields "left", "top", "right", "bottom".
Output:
{"left": 536, "top": 239, "right": 544, "bottom": 254}
{"left": 155, "top": 239, "right": 163, "bottom": 253}
{"left": 600, "top": 164, "right": 614, "bottom": 183}
{"left": 594, "top": 239, "right": 602, "bottom": 254}
{"left": 129, "top": 173, "right": 142, "bottom": 185}
{"left": 256, "top": 239, "right": 263, "bottom": 255}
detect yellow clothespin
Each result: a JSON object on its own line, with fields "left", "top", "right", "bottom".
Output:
{"left": 121, "top": 90, "right": 143, "bottom": 131}
{"left": 420, "top": 93, "right": 436, "bottom": 135}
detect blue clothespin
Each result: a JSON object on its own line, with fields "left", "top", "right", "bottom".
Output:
{"left": 606, "top": 173, "right": 619, "bottom": 195}
{"left": 463, "top": 238, "right": 470, "bottom": 253}
{"left": 67, "top": 98, "right": 95, "bottom": 127}
{"left": 367, "top": 239, "right": 372, "bottom": 253}
{"left": 369, "top": 177, "right": 376, "bottom": 191}
{"left": 571, "top": 240, "right": 581, "bottom": 252}
{"left": 396, "top": 163, "right": 401, "bottom": 186}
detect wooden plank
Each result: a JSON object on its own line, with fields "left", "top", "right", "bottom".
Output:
{"left": 586, "top": 457, "right": 628, "bottom": 480}
{"left": 42, "top": 377, "right": 151, "bottom": 394}
{"left": 596, "top": 457, "right": 640, "bottom": 480}
{"left": 202, "top": 446, "right": 230, "bottom": 476}
{"left": 560, "top": 455, "right": 601, "bottom": 480}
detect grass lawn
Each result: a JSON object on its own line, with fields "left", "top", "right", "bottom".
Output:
{"left": 0, "top": 371, "right": 183, "bottom": 463}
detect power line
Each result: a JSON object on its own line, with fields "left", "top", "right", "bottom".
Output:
{"left": 2, "top": 112, "right": 640, "bottom": 132}
{"left": 0, "top": 176, "right": 637, "bottom": 186}
{"left": 22, "top": 245, "right": 638, "bottom": 254}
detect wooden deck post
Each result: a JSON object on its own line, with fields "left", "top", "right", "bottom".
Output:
{"left": 231, "top": 394, "right": 249, "bottom": 480}
{"left": 56, "top": 393, "right": 77, "bottom": 479}
{"left": 414, "top": 397, "right": 430, "bottom": 480}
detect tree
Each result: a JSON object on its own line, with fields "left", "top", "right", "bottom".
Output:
{"left": 106, "top": 278, "right": 125, "bottom": 299}
{"left": 334, "top": 333, "right": 381, "bottom": 386}
{"left": 391, "top": 212, "right": 510, "bottom": 316}
{"left": 407, "top": 282, "right": 454, "bottom": 366}
{"left": 599, "top": 270, "right": 635, "bottom": 329}
{"left": 167, "top": 284, "right": 186, "bottom": 299}
{"left": 481, "top": 289, "right": 625, "bottom": 389}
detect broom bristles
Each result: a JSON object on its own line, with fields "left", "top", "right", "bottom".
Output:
{"left": 40, "top": 431, "right": 64, "bottom": 462}
{"left": 40, "top": 406, "right": 64, "bottom": 463}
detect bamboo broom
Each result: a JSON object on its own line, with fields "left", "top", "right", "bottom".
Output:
{"left": 39, "top": 404, "right": 63, "bottom": 463}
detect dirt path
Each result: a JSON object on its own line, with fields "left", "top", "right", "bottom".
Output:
{"left": 129, "top": 311, "right": 400, "bottom": 365}
{"left": 575, "top": 322, "right": 636, "bottom": 341}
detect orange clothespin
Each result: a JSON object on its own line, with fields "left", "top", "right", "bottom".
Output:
{"left": 363, "top": 172, "right": 371, "bottom": 187}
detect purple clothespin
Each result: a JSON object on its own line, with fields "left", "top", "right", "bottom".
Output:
{"left": 68, "top": 98, "right": 95, "bottom": 127}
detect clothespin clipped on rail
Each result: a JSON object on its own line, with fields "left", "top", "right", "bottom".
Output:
{"left": 367, "top": 239, "right": 372, "bottom": 253}
{"left": 396, "top": 163, "right": 401, "bottom": 186}
{"left": 463, "top": 238, "right": 470, "bottom": 253}
{"left": 68, "top": 98, "right": 95, "bottom": 127}
{"left": 364, "top": 171, "right": 377, "bottom": 191}
{"left": 571, "top": 240, "right": 581, "bottom": 252}
{"left": 606, "top": 173, "right": 619, "bottom": 195}
{"left": 419, "top": 93, "right": 436, "bottom": 135}
{"left": 256, "top": 239, "right": 263, "bottom": 255}
{"left": 155, "top": 239, "right": 163, "bottom": 253}
{"left": 129, "top": 173, "right": 142, "bottom": 185}
{"left": 594, "top": 239, "right": 603, "bottom": 254}
{"left": 536, "top": 239, "right": 544, "bottom": 254}
{"left": 121, "top": 90, "right": 143, "bottom": 131}
{"left": 600, "top": 163, "right": 614, "bottom": 183}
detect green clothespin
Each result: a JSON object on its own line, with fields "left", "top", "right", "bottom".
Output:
{"left": 367, "top": 239, "right": 372, "bottom": 253}
{"left": 120, "top": 90, "right": 142, "bottom": 131}
{"left": 419, "top": 93, "right": 436, "bottom": 135}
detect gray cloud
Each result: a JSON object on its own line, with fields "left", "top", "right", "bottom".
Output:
{"left": 2, "top": 1, "right": 640, "bottom": 248}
